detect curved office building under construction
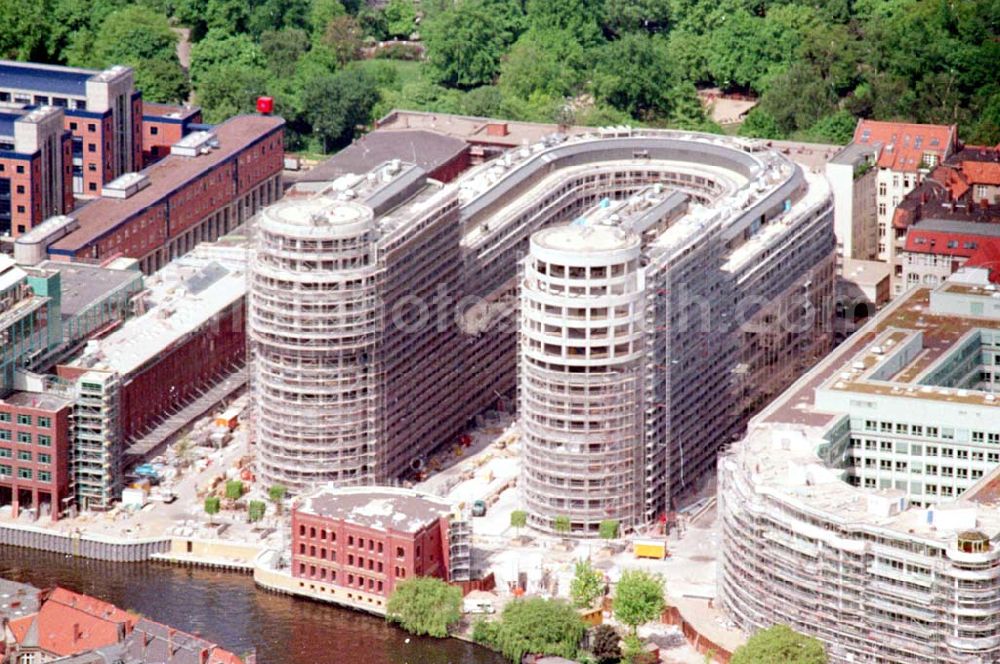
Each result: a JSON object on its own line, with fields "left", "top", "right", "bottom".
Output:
{"left": 249, "top": 127, "right": 836, "bottom": 532}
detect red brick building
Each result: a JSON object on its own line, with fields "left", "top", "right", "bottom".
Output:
{"left": 0, "top": 391, "right": 73, "bottom": 521}
{"left": 46, "top": 114, "right": 284, "bottom": 274}
{"left": 0, "top": 106, "right": 74, "bottom": 238}
{"left": 141, "top": 102, "right": 203, "bottom": 166}
{"left": 291, "top": 486, "right": 454, "bottom": 607}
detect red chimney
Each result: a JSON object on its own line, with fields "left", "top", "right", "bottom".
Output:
{"left": 256, "top": 97, "right": 274, "bottom": 115}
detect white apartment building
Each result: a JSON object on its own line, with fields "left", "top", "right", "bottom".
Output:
{"left": 250, "top": 127, "right": 836, "bottom": 535}
{"left": 719, "top": 270, "right": 1000, "bottom": 663}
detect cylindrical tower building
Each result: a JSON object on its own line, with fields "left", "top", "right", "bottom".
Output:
{"left": 519, "top": 223, "right": 646, "bottom": 535}
{"left": 250, "top": 196, "right": 382, "bottom": 492}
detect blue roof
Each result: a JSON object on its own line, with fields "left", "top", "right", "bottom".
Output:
{"left": 0, "top": 62, "right": 92, "bottom": 97}
{"left": 0, "top": 112, "right": 20, "bottom": 139}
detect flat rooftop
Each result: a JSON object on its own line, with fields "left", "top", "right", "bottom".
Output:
{"left": 64, "top": 246, "right": 247, "bottom": 377}
{"left": 841, "top": 258, "right": 891, "bottom": 288}
{"left": 2, "top": 390, "right": 73, "bottom": 412}
{"left": 296, "top": 486, "right": 452, "bottom": 533}
{"left": 141, "top": 101, "right": 200, "bottom": 122}
{"left": 50, "top": 114, "right": 284, "bottom": 255}
{"left": 37, "top": 260, "right": 142, "bottom": 318}
{"left": 0, "top": 61, "right": 94, "bottom": 97}
{"left": 294, "top": 129, "right": 467, "bottom": 184}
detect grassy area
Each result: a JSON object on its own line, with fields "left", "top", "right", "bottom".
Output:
{"left": 352, "top": 59, "right": 426, "bottom": 88}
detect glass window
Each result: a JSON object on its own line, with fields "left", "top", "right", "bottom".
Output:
{"left": 0, "top": 413, "right": 9, "bottom": 423}
{"left": 37, "top": 435, "right": 51, "bottom": 447}
{"left": 37, "top": 417, "right": 51, "bottom": 428}
{"left": 17, "top": 451, "right": 31, "bottom": 462}
{"left": 0, "top": 448, "right": 10, "bottom": 458}
{"left": 17, "top": 432, "right": 31, "bottom": 444}
{"left": 0, "top": 430, "right": 10, "bottom": 442}
{"left": 17, "top": 468, "right": 31, "bottom": 480}
{"left": 38, "top": 453, "right": 50, "bottom": 465}
{"left": 0, "top": 465, "right": 10, "bottom": 477}
{"left": 38, "top": 471, "right": 51, "bottom": 483}
{"left": 16, "top": 414, "right": 30, "bottom": 426}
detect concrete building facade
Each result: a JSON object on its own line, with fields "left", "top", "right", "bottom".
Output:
{"left": 719, "top": 272, "right": 1000, "bottom": 663}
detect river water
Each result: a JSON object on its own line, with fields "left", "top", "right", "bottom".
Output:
{"left": 0, "top": 546, "right": 504, "bottom": 664}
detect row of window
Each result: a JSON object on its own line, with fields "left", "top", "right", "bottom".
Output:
{"left": 860, "top": 422, "right": 1000, "bottom": 443}
{"left": 0, "top": 466, "right": 51, "bottom": 481}
{"left": 0, "top": 449, "right": 50, "bottom": 463}
{"left": 0, "top": 413, "right": 52, "bottom": 428}
{"left": 297, "top": 563, "right": 388, "bottom": 592}
{"left": 851, "top": 438, "right": 1000, "bottom": 461}
{"left": 0, "top": 430, "right": 52, "bottom": 446}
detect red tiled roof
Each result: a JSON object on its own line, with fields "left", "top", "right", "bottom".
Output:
{"left": 962, "top": 161, "right": 1000, "bottom": 186}
{"left": 19, "top": 588, "right": 137, "bottom": 656}
{"left": 966, "top": 241, "right": 1000, "bottom": 283}
{"left": 903, "top": 230, "right": 996, "bottom": 258}
{"left": 853, "top": 119, "right": 956, "bottom": 173}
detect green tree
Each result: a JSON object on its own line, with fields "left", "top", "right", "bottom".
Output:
{"left": 603, "top": 0, "right": 671, "bottom": 35}
{"left": 384, "top": 0, "right": 417, "bottom": 39}
{"left": 424, "top": 0, "right": 524, "bottom": 88}
{"left": 739, "top": 108, "right": 785, "bottom": 140}
{"left": 309, "top": 0, "right": 347, "bottom": 41}
{"left": 386, "top": 576, "right": 462, "bottom": 638}
{"left": 0, "top": 0, "right": 55, "bottom": 61}
{"left": 591, "top": 624, "right": 621, "bottom": 663}
{"left": 570, "top": 559, "right": 604, "bottom": 609}
{"left": 622, "top": 633, "right": 656, "bottom": 664}
{"left": 731, "top": 624, "right": 827, "bottom": 664}
{"left": 190, "top": 30, "right": 265, "bottom": 86}
{"left": 613, "top": 570, "right": 665, "bottom": 634}
{"left": 247, "top": 499, "right": 266, "bottom": 523}
{"left": 225, "top": 480, "right": 245, "bottom": 501}
{"left": 462, "top": 86, "right": 504, "bottom": 117}
{"left": 598, "top": 519, "right": 619, "bottom": 542}
{"left": 669, "top": 81, "right": 708, "bottom": 130}
{"left": 261, "top": 28, "right": 310, "bottom": 78}
{"left": 667, "top": 30, "right": 711, "bottom": 85}
{"left": 487, "top": 597, "right": 586, "bottom": 662}
{"left": 135, "top": 58, "right": 191, "bottom": 104}
{"left": 592, "top": 33, "right": 674, "bottom": 119}
{"left": 90, "top": 6, "right": 178, "bottom": 67}
{"left": 268, "top": 484, "right": 287, "bottom": 515}
{"left": 499, "top": 28, "right": 587, "bottom": 101}
{"left": 804, "top": 110, "right": 856, "bottom": 145}
{"left": 204, "top": 495, "right": 221, "bottom": 523}
{"left": 302, "top": 67, "right": 379, "bottom": 151}
{"left": 553, "top": 515, "right": 572, "bottom": 536}
{"left": 510, "top": 510, "right": 527, "bottom": 538}
{"left": 196, "top": 63, "right": 270, "bottom": 123}
{"left": 322, "top": 15, "right": 364, "bottom": 66}
{"left": 525, "top": 0, "right": 603, "bottom": 46}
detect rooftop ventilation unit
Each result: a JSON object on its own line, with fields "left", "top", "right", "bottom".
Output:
{"left": 101, "top": 172, "right": 150, "bottom": 199}
{"left": 171, "top": 131, "right": 218, "bottom": 157}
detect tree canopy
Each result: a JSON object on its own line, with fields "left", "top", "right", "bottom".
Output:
{"left": 569, "top": 559, "right": 604, "bottom": 609}
{"left": 731, "top": 624, "right": 828, "bottom": 664}
{"left": 1, "top": 0, "right": 997, "bottom": 153}
{"left": 613, "top": 570, "right": 665, "bottom": 634}
{"left": 385, "top": 576, "right": 462, "bottom": 638}
{"left": 475, "top": 597, "right": 586, "bottom": 663}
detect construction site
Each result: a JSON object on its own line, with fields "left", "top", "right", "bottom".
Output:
{"left": 249, "top": 126, "right": 837, "bottom": 536}
{"left": 719, "top": 271, "right": 1000, "bottom": 663}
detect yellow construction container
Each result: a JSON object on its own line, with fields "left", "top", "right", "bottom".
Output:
{"left": 633, "top": 538, "right": 667, "bottom": 560}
